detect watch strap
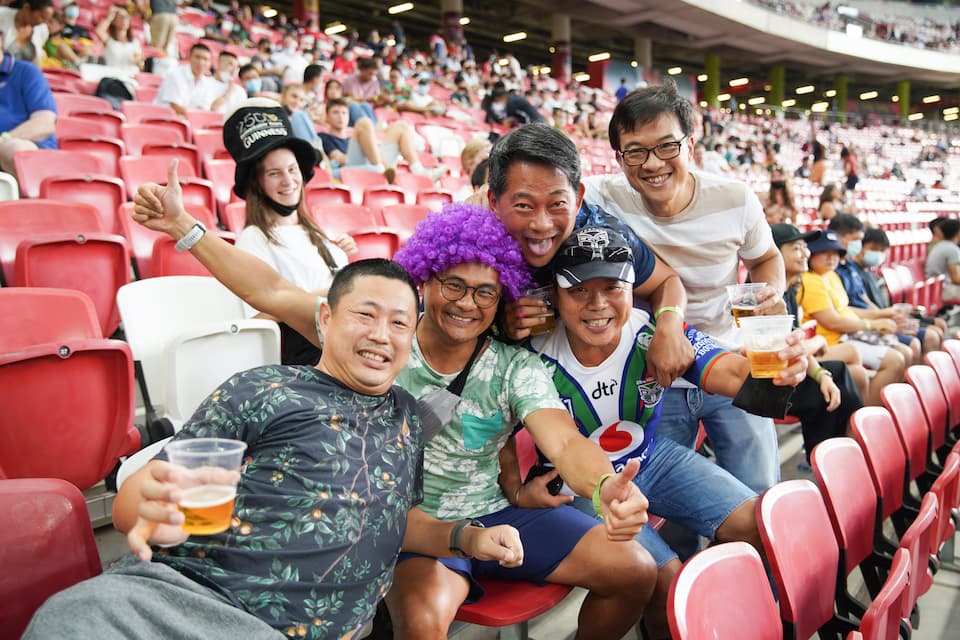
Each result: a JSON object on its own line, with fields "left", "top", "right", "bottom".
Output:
{"left": 449, "top": 518, "right": 484, "bottom": 558}
{"left": 175, "top": 222, "right": 207, "bottom": 252}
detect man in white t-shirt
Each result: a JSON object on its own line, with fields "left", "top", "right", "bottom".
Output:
{"left": 579, "top": 80, "right": 787, "bottom": 514}
{"left": 211, "top": 50, "right": 246, "bottom": 115}
{"left": 155, "top": 43, "right": 223, "bottom": 116}
{"left": 0, "top": 0, "right": 51, "bottom": 65}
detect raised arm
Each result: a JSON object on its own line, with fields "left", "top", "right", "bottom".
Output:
{"left": 634, "top": 256, "right": 691, "bottom": 387}
{"left": 132, "top": 159, "right": 320, "bottom": 345}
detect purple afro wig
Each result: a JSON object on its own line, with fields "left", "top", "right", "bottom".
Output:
{"left": 394, "top": 202, "right": 531, "bottom": 301}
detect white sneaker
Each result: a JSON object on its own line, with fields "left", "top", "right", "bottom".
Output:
{"left": 411, "top": 165, "right": 447, "bottom": 183}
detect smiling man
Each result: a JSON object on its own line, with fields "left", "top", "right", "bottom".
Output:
{"left": 579, "top": 81, "right": 787, "bottom": 510}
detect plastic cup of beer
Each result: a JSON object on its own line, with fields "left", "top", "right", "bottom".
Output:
{"left": 738, "top": 314, "right": 794, "bottom": 379}
{"left": 525, "top": 285, "right": 556, "bottom": 336}
{"left": 725, "top": 282, "right": 767, "bottom": 327}
{"left": 165, "top": 438, "right": 247, "bottom": 535}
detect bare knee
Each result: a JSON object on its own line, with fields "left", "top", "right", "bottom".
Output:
{"left": 715, "top": 497, "right": 763, "bottom": 553}
{"left": 881, "top": 348, "right": 906, "bottom": 379}
{"left": 385, "top": 561, "right": 465, "bottom": 640}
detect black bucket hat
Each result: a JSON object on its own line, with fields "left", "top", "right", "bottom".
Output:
{"left": 223, "top": 98, "right": 317, "bottom": 198}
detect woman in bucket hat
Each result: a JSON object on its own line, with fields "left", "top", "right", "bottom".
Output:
{"left": 225, "top": 98, "right": 356, "bottom": 364}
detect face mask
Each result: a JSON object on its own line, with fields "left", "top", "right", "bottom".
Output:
{"left": 491, "top": 101, "right": 506, "bottom": 116}
{"left": 845, "top": 239, "right": 862, "bottom": 258}
{"left": 417, "top": 84, "right": 429, "bottom": 95}
{"left": 64, "top": 5, "right": 79, "bottom": 19}
{"left": 217, "top": 70, "right": 230, "bottom": 82}
{"left": 770, "top": 180, "right": 786, "bottom": 189}
{"left": 244, "top": 78, "right": 262, "bottom": 93}
{"left": 862, "top": 250, "right": 885, "bottom": 267}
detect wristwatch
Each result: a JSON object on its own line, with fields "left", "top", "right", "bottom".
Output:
{"left": 174, "top": 222, "right": 206, "bottom": 252}
{"left": 449, "top": 518, "right": 485, "bottom": 558}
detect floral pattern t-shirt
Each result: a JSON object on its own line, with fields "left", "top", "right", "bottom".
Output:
{"left": 154, "top": 365, "right": 423, "bottom": 640}
{"left": 396, "top": 336, "right": 565, "bottom": 520}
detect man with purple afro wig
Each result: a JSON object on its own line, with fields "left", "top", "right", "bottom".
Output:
{"left": 385, "top": 203, "right": 658, "bottom": 640}
{"left": 394, "top": 202, "right": 531, "bottom": 301}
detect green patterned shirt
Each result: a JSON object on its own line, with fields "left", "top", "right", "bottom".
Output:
{"left": 154, "top": 365, "right": 422, "bottom": 639}
{"left": 396, "top": 336, "right": 565, "bottom": 520}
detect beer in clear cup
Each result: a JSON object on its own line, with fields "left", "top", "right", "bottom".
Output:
{"left": 738, "top": 315, "right": 794, "bottom": 379}
{"left": 525, "top": 285, "right": 556, "bottom": 336}
{"left": 725, "top": 283, "right": 767, "bottom": 327}
{"left": 165, "top": 437, "right": 247, "bottom": 535}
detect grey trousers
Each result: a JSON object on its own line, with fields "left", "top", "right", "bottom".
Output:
{"left": 23, "top": 556, "right": 284, "bottom": 639}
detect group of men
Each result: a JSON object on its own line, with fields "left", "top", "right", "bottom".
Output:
{"left": 26, "top": 82, "right": 808, "bottom": 639}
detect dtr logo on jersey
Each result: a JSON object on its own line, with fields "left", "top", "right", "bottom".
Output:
{"left": 590, "top": 420, "right": 646, "bottom": 459}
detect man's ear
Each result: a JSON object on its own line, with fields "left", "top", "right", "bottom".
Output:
{"left": 316, "top": 300, "right": 332, "bottom": 334}
{"left": 574, "top": 181, "right": 585, "bottom": 211}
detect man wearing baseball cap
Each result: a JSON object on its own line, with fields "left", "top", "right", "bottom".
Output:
{"left": 511, "top": 226, "right": 808, "bottom": 638}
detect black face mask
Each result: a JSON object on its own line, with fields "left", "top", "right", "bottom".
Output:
{"left": 263, "top": 194, "right": 299, "bottom": 217}
{"left": 770, "top": 180, "right": 786, "bottom": 189}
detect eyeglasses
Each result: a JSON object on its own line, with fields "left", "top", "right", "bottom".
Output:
{"left": 618, "top": 137, "right": 687, "bottom": 167}
{"left": 436, "top": 277, "right": 501, "bottom": 309}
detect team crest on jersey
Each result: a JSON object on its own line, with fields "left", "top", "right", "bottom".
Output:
{"left": 636, "top": 377, "right": 663, "bottom": 406}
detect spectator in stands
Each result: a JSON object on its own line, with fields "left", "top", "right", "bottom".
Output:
{"left": 394, "top": 74, "right": 445, "bottom": 117}
{"left": 94, "top": 5, "right": 141, "bottom": 78}
{"left": 238, "top": 63, "right": 275, "bottom": 100}
{"left": 24, "top": 252, "right": 524, "bottom": 639}
{"left": 910, "top": 179, "right": 927, "bottom": 200}
{"left": 155, "top": 43, "right": 223, "bottom": 116}
{"left": 318, "top": 98, "right": 444, "bottom": 183}
{"left": 484, "top": 86, "right": 544, "bottom": 127}
{"left": 341, "top": 56, "right": 384, "bottom": 118}
{"left": 43, "top": 12, "right": 84, "bottom": 68}
{"left": 762, "top": 164, "right": 798, "bottom": 224}
{"left": 579, "top": 81, "right": 785, "bottom": 518}
{"left": 249, "top": 37, "right": 281, "bottom": 92}
{"left": 129, "top": 176, "right": 659, "bottom": 640}
{"left": 773, "top": 223, "right": 865, "bottom": 458}
{"left": 300, "top": 62, "right": 324, "bottom": 112}
{"left": 220, "top": 99, "right": 351, "bottom": 364}
{"left": 59, "top": 2, "right": 91, "bottom": 41}
{"left": 854, "top": 226, "right": 946, "bottom": 348}
{"left": 840, "top": 144, "right": 859, "bottom": 191}
{"left": 469, "top": 157, "right": 489, "bottom": 192}
{"left": 268, "top": 32, "right": 308, "bottom": 87}
{"left": 324, "top": 77, "right": 375, "bottom": 127}
{"left": 0, "top": 28, "right": 56, "bottom": 176}
{"left": 146, "top": 0, "right": 177, "bottom": 58}
{"left": 508, "top": 226, "right": 808, "bottom": 639}
{"left": 817, "top": 182, "right": 850, "bottom": 221}
{"left": 615, "top": 77, "right": 629, "bottom": 102}
{"left": 330, "top": 41, "right": 356, "bottom": 75}
{"left": 798, "top": 229, "right": 906, "bottom": 406}
{"left": 809, "top": 140, "right": 827, "bottom": 185}
{"left": 925, "top": 217, "right": 960, "bottom": 303}
{"left": 449, "top": 74, "right": 473, "bottom": 107}
{"left": 0, "top": 0, "right": 52, "bottom": 65}
{"left": 795, "top": 155, "right": 811, "bottom": 179}
{"left": 830, "top": 214, "right": 938, "bottom": 357}
{"left": 212, "top": 50, "right": 246, "bottom": 114}
{"left": 693, "top": 141, "right": 732, "bottom": 177}
{"left": 460, "top": 138, "right": 491, "bottom": 180}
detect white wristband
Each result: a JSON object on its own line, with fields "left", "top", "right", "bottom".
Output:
{"left": 174, "top": 222, "right": 206, "bottom": 252}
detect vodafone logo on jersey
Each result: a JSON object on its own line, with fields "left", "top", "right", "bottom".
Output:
{"left": 591, "top": 420, "right": 646, "bottom": 460}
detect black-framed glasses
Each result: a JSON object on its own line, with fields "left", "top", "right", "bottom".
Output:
{"left": 436, "top": 277, "right": 501, "bottom": 309}
{"left": 618, "top": 136, "right": 687, "bottom": 166}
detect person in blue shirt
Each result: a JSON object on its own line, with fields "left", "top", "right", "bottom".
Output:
{"left": 0, "top": 29, "right": 56, "bottom": 176}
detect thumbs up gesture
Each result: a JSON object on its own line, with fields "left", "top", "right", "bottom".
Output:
{"left": 132, "top": 158, "right": 194, "bottom": 236}
{"left": 597, "top": 459, "right": 650, "bottom": 541}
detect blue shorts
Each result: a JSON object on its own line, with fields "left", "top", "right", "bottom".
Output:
{"left": 397, "top": 504, "right": 597, "bottom": 603}
{"left": 573, "top": 437, "right": 756, "bottom": 568}
{"left": 896, "top": 329, "right": 925, "bottom": 346}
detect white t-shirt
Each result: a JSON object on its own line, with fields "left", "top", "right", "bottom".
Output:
{"left": 102, "top": 38, "right": 140, "bottom": 77}
{"left": 155, "top": 63, "right": 222, "bottom": 111}
{"left": 582, "top": 170, "right": 773, "bottom": 352}
{"left": 235, "top": 224, "right": 348, "bottom": 317}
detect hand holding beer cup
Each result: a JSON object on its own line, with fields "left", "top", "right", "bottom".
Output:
{"left": 725, "top": 283, "right": 766, "bottom": 327}
{"left": 523, "top": 285, "right": 557, "bottom": 336}
{"left": 738, "top": 315, "right": 795, "bottom": 379}
{"left": 164, "top": 438, "right": 247, "bottom": 535}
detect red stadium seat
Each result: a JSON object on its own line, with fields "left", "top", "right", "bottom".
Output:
{"left": 308, "top": 203, "right": 382, "bottom": 237}
{"left": 56, "top": 115, "right": 113, "bottom": 139}
{"left": 811, "top": 437, "right": 891, "bottom": 618}
{"left": 119, "top": 155, "right": 197, "bottom": 199}
{"left": 348, "top": 230, "right": 401, "bottom": 262}
{"left": 118, "top": 202, "right": 218, "bottom": 279}
{"left": 928, "top": 452, "right": 959, "bottom": 559}
{"left": 0, "top": 478, "right": 102, "bottom": 640}
{"left": 339, "top": 167, "right": 389, "bottom": 190}
{"left": 0, "top": 200, "right": 104, "bottom": 285}
{"left": 150, "top": 236, "right": 212, "bottom": 277}
{"left": 12, "top": 149, "right": 111, "bottom": 198}
{"left": 897, "top": 492, "right": 938, "bottom": 622}
{"left": 201, "top": 157, "right": 239, "bottom": 217}
{"left": 416, "top": 189, "right": 453, "bottom": 212}
{"left": 185, "top": 109, "right": 223, "bottom": 132}
{"left": 923, "top": 349, "right": 960, "bottom": 439}
{"left": 67, "top": 109, "right": 126, "bottom": 138}
{"left": 0, "top": 339, "right": 141, "bottom": 490}
{"left": 362, "top": 185, "right": 409, "bottom": 211}
{"left": 141, "top": 115, "right": 192, "bottom": 143}
{"left": 121, "top": 123, "right": 184, "bottom": 154}
{"left": 0, "top": 288, "right": 102, "bottom": 352}
{"left": 394, "top": 171, "right": 435, "bottom": 193}
{"left": 305, "top": 183, "right": 353, "bottom": 210}
{"left": 381, "top": 203, "right": 430, "bottom": 236}
{"left": 194, "top": 129, "right": 230, "bottom": 163}
{"left": 13, "top": 233, "right": 130, "bottom": 336}
{"left": 53, "top": 92, "right": 112, "bottom": 115}
{"left": 904, "top": 363, "right": 950, "bottom": 458}
{"left": 855, "top": 547, "right": 910, "bottom": 640}
{"left": 667, "top": 542, "right": 781, "bottom": 640}
{"left": 221, "top": 201, "right": 246, "bottom": 234}
{"left": 57, "top": 136, "right": 125, "bottom": 175}
{"left": 120, "top": 100, "right": 178, "bottom": 124}
{"left": 881, "top": 380, "right": 937, "bottom": 490}
{"left": 142, "top": 142, "right": 202, "bottom": 176}
{"left": 39, "top": 174, "right": 127, "bottom": 236}
{"left": 757, "top": 478, "right": 859, "bottom": 640}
